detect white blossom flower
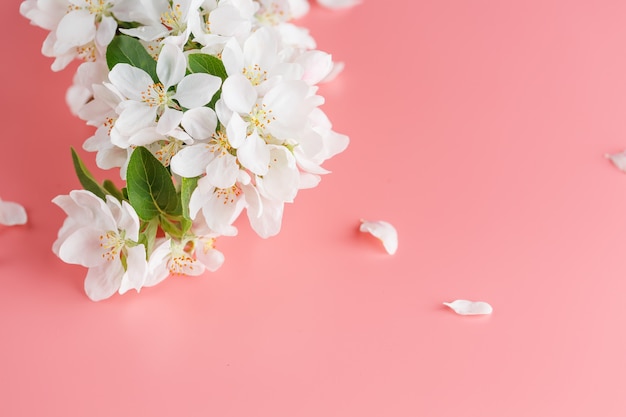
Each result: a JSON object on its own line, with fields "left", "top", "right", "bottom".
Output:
{"left": 108, "top": 43, "right": 222, "bottom": 147}
{"left": 28, "top": 0, "right": 145, "bottom": 71}
{"left": 145, "top": 235, "right": 225, "bottom": 286}
{"left": 191, "top": 0, "right": 258, "bottom": 51}
{"left": 0, "top": 198, "right": 28, "bottom": 226}
{"left": 220, "top": 74, "right": 321, "bottom": 175}
{"left": 52, "top": 190, "right": 148, "bottom": 301}
{"left": 170, "top": 128, "right": 240, "bottom": 189}
{"left": 119, "top": 0, "right": 204, "bottom": 47}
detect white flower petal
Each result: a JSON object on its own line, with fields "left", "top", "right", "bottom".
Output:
{"left": 196, "top": 245, "right": 225, "bottom": 272}
{"left": 316, "top": 0, "right": 361, "bottom": 9}
{"left": 226, "top": 112, "right": 248, "bottom": 148}
{"left": 119, "top": 25, "right": 169, "bottom": 42}
{"left": 237, "top": 129, "right": 270, "bottom": 176}
{"left": 205, "top": 152, "right": 239, "bottom": 189}
{"left": 174, "top": 73, "right": 222, "bottom": 109}
{"left": 54, "top": 10, "right": 96, "bottom": 50}
{"left": 157, "top": 43, "right": 187, "bottom": 89}
{"left": 118, "top": 245, "right": 148, "bottom": 294}
{"left": 181, "top": 107, "right": 217, "bottom": 140}
{"left": 606, "top": 151, "right": 626, "bottom": 172}
{"left": 359, "top": 220, "right": 398, "bottom": 255}
{"left": 109, "top": 64, "right": 153, "bottom": 101}
{"left": 58, "top": 226, "right": 107, "bottom": 267}
{"left": 157, "top": 107, "right": 183, "bottom": 135}
{"left": 222, "top": 73, "right": 257, "bottom": 114}
{"left": 96, "top": 15, "right": 117, "bottom": 47}
{"left": 84, "top": 261, "right": 124, "bottom": 301}
{"left": 0, "top": 199, "right": 27, "bottom": 226}
{"left": 443, "top": 300, "right": 493, "bottom": 316}
{"left": 170, "top": 143, "right": 214, "bottom": 178}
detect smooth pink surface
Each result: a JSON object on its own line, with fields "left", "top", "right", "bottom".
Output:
{"left": 3, "top": 1, "right": 626, "bottom": 415}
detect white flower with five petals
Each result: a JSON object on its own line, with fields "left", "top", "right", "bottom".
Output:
{"left": 107, "top": 43, "right": 222, "bottom": 148}
{"left": 52, "top": 190, "right": 148, "bottom": 301}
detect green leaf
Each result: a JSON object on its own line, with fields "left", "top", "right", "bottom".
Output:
{"left": 159, "top": 215, "right": 184, "bottom": 239}
{"left": 71, "top": 148, "right": 107, "bottom": 200}
{"left": 188, "top": 53, "right": 228, "bottom": 80}
{"left": 180, "top": 176, "right": 199, "bottom": 220}
{"left": 180, "top": 176, "right": 199, "bottom": 234}
{"left": 103, "top": 180, "right": 125, "bottom": 201}
{"left": 106, "top": 35, "right": 158, "bottom": 82}
{"left": 138, "top": 218, "right": 159, "bottom": 254}
{"left": 126, "top": 147, "right": 182, "bottom": 221}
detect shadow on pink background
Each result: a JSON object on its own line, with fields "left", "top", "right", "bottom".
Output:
{"left": 2, "top": 1, "right": 626, "bottom": 416}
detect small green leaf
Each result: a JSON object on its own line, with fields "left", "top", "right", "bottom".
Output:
{"left": 71, "top": 148, "right": 107, "bottom": 200}
{"left": 103, "top": 180, "right": 125, "bottom": 201}
{"left": 159, "top": 215, "right": 184, "bottom": 239}
{"left": 126, "top": 147, "right": 182, "bottom": 221}
{"left": 106, "top": 35, "right": 158, "bottom": 82}
{"left": 180, "top": 176, "right": 199, "bottom": 220}
{"left": 138, "top": 218, "right": 159, "bottom": 254}
{"left": 180, "top": 176, "right": 199, "bottom": 234}
{"left": 188, "top": 53, "right": 228, "bottom": 80}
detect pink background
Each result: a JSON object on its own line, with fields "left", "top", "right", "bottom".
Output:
{"left": 3, "top": 0, "right": 626, "bottom": 415}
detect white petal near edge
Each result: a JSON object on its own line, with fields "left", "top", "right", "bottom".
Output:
{"left": 316, "top": 0, "right": 361, "bottom": 9}
{"left": 0, "top": 199, "right": 27, "bottom": 226}
{"left": 606, "top": 151, "right": 626, "bottom": 172}
{"left": 443, "top": 300, "right": 493, "bottom": 316}
{"left": 359, "top": 220, "right": 398, "bottom": 255}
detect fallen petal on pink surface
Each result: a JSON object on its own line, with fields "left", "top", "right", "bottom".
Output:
{"left": 605, "top": 151, "right": 626, "bottom": 172}
{"left": 317, "top": 0, "right": 361, "bottom": 9}
{"left": 359, "top": 219, "right": 397, "bottom": 254}
{"left": 0, "top": 199, "right": 27, "bottom": 226}
{"left": 443, "top": 300, "right": 493, "bottom": 315}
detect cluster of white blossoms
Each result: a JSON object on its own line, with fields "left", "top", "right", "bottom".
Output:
{"left": 21, "top": 0, "right": 355, "bottom": 301}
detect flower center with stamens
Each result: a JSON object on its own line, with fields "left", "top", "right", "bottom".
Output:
{"left": 168, "top": 252, "right": 195, "bottom": 274}
{"left": 242, "top": 64, "right": 268, "bottom": 86}
{"left": 85, "top": 0, "right": 110, "bottom": 16}
{"left": 161, "top": 3, "right": 186, "bottom": 34}
{"left": 141, "top": 83, "right": 167, "bottom": 108}
{"left": 99, "top": 230, "right": 125, "bottom": 262}
{"left": 77, "top": 42, "right": 97, "bottom": 62}
{"left": 214, "top": 185, "right": 242, "bottom": 205}
{"left": 245, "top": 103, "right": 275, "bottom": 135}
{"left": 154, "top": 139, "right": 184, "bottom": 166}
{"left": 208, "top": 130, "right": 233, "bottom": 157}
{"left": 256, "top": 2, "right": 289, "bottom": 26}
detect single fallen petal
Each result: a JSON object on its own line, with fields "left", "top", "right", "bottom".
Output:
{"left": 443, "top": 300, "right": 493, "bottom": 315}
{"left": 359, "top": 219, "right": 398, "bottom": 254}
{"left": 606, "top": 151, "right": 626, "bottom": 172}
{"left": 0, "top": 198, "right": 28, "bottom": 226}
{"left": 317, "top": 0, "right": 362, "bottom": 9}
